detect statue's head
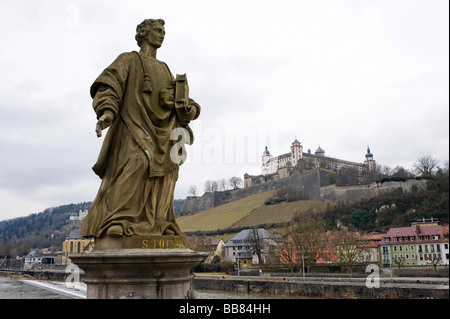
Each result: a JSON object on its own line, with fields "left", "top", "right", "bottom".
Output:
{"left": 135, "top": 19, "right": 165, "bottom": 48}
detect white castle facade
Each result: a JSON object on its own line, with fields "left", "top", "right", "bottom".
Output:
{"left": 261, "top": 138, "right": 376, "bottom": 176}
{"left": 244, "top": 138, "right": 376, "bottom": 188}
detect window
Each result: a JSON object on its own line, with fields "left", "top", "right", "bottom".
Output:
{"left": 393, "top": 246, "right": 397, "bottom": 252}
{"left": 432, "top": 235, "right": 439, "bottom": 240}
{"left": 394, "top": 238, "right": 397, "bottom": 242}
{"left": 410, "top": 245, "right": 414, "bottom": 251}
{"left": 382, "top": 247, "right": 389, "bottom": 253}
{"left": 410, "top": 237, "right": 415, "bottom": 241}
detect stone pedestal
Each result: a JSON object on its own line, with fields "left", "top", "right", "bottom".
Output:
{"left": 69, "top": 235, "right": 208, "bottom": 299}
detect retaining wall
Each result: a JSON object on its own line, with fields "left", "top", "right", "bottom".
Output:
{"left": 192, "top": 275, "right": 448, "bottom": 299}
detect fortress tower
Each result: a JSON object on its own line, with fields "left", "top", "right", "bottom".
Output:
{"left": 261, "top": 146, "right": 273, "bottom": 175}
{"left": 364, "top": 146, "right": 376, "bottom": 171}
{"left": 290, "top": 138, "right": 303, "bottom": 166}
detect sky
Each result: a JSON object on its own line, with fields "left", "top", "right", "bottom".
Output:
{"left": 0, "top": 0, "right": 448, "bottom": 221}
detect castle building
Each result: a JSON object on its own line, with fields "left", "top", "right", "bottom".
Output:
{"left": 261, "top": 138, "right": 376, "bottom": 176}
{"left": 245, "top": 137, "right": 376, "bottom": 188}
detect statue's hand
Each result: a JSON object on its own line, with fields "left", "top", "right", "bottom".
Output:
{"left": 160, "top": 87, "right": 175, "bottom": 110}
{"left": 95, "top": 110, "right": 115, "bottom": 137}
{"left": 181, "top": 105, "right": 197, "bottom": 122}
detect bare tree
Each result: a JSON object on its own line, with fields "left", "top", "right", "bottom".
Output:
{"left": 247, "top": 228, "right": 266, "bottom": 265}
{"left": 218, "top": 178, "right": 227, "bottom": 191}
{"left": 413, "top": 155, "right": 439, "bottom": 176}
{"left": 188, "top": 185, "right": 197, "bottom": 196}
{"left": 204, "top": 180, "right": 219, "bottom": 192}
{"left": 275, "top": 228, "right": 298, "bottom": 272}
{"left": 392, "top": 255, "right": 407, "bottom": 271}
{"left": 426, "top": 255, "right": 443, "bottom": 273}
{"left": 290, "top": 212, "right": 329, "bottom": 272}
{"left": 377, "top": 164, "right": 392, "bottom": 176}
{"left": 229, "top": 176, "right": 243, "bottom": 190}
{"left": 331, "top": 230, "right": 366, "bottom": 276}
{"left": 204, "top": 180, "right": 212, "bottom": 193}
{"left": 391, "top": 166, "right": 413, "bottom": 178}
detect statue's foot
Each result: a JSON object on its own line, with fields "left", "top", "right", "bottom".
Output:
{"left": 163, "top": 229, "right": 175, "bottom": 235}
{"left": 107, "top": 225, "right": 123, "bottom": 237}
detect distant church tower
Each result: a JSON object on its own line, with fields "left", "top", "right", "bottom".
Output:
{"left": 261, "top": 146, "right": 273, "bottom": 175}
{"left": 364, "top": 146, "right": 376, "bottom": 171}
{"left": 290, "top": 138, "right": 303, "bottom": 166}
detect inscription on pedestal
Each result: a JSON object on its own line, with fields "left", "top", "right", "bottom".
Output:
{"left": 141, "top": 238, "right": 186, "bottom": 249}
{"left": 122, "top": 235, "right": 189, "bottom": 249}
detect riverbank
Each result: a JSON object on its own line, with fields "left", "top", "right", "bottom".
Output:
{"left": 2, "top": 270, "right": 448, "bottom": 299}
{"left": 192, "top": 274, "right": 449, "bottom": 299}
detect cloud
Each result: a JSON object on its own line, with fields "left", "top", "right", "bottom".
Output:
{"left": 0, "top": 0, "right": 448, "bottom": 221}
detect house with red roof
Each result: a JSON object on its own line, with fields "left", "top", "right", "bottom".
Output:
{"left": 379, "top": 220, "right": 449, "bottom": 267}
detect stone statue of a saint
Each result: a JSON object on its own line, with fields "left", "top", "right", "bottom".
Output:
{"left": 81, "top": 19, "right": 200, "bottom": 240}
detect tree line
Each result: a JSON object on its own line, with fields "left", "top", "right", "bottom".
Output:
{"left": 188, "top": 176, "right": 243, "bottom": 196}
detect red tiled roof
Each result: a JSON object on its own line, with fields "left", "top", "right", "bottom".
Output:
{"left": 383, "top": 225, "right": 448, "bottom": 244}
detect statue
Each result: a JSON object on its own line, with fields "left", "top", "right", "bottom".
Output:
{"left": 81, "top": 19, "right": 200, "bottom": 240}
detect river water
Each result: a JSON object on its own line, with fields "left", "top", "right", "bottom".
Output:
{"left": 0, "top": 276, "right": 299, "bottom": 299}
{"left": 0, "top": 276, "right": 70, "bottom": 299}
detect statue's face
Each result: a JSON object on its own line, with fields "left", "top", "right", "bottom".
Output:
{"left": 146, "top": 23, "right": 165, "bottom": 49}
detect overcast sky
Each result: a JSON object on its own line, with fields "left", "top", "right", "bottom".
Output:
{"left": 0, "top": 0, "right": 448, "bottom": 221}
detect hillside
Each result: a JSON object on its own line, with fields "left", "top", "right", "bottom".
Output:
{"left": 178, "top": 173, "right": 449, "bottom": 236}
{"left": 176, "top": 189, "right": 328, "bottom": 233}
{"left": 0, "top": 199, "right": 185, "bottom": 257}
{"left": 323, "top": 174, "right": 449, "bottom": 232}
{"left": 0, "top": 202, "right": 92, "bottom": 256}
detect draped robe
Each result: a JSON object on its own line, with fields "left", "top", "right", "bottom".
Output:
{"left": 81, "top": 52, "right": 200, "bottom": 238}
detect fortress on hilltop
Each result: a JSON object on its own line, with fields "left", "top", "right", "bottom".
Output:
{"left": 244, "top": 137, "right": 376, "bottom": 188}
{"left": 180, "top": 137, "right": 429, "bottom": 216}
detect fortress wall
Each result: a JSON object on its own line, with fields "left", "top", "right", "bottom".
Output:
{"left": 181, "top": 171, "right": 430, "bottom": 215}
{"left": 180, "top": 192, "right": 215, "bottom": 214}
{"left": 320, "top": 179, "right": 429, "bottom": 204}
{"left": 180, "top": 170, "right": 325, "bottom": 214}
